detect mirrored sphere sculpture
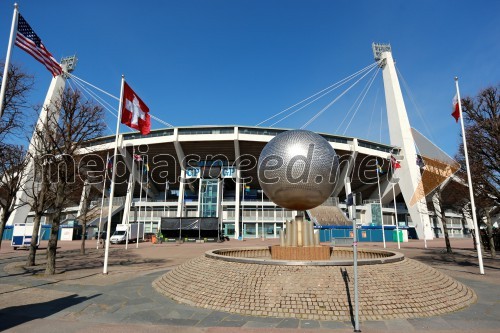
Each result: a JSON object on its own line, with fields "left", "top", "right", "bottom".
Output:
{"left": 257, "top": 129, "right": 339, "bottom": 211}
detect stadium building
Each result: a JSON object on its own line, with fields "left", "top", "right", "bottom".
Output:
{"left": 5, "top": 44, "right": 476, "bottom": 242}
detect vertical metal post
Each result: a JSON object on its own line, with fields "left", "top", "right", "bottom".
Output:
{"left": 455, "top": 77, "right": 484, "bottom": 275}
{"left": 376, "top": 162, "right": 386, "bottom": 248}
{"left": 351, "top": 193, "right": 360, "bottom": 332}
{"left": 0, "top": 4, "right": 18, "bottom": 118}
{"left": 261, "top": 190, "right": 264, "bottom": 239}
{"left": 393, "top": 184, "right": 400, "bottom": 249}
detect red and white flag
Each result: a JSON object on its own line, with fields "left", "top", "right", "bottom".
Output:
{"left": 390, "top": 155, "right": 401, "bottom": 170}
{"left": 452, "top": 94, "right": 460, "bottom": 122}
{"left": 121, "top": 82, "right": 151, "bottom": 135}
{"left": 15, "top": 14, "right": 62, "bottom": 77}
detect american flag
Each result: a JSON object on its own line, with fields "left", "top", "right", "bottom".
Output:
{"left": 15, "top": 14, "right": 62, "bottom": 77}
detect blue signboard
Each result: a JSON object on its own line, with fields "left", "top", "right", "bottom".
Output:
{"left": 221, "top": 166, "right": 236, "bottom": 178}
{"left": 186, "top": 167, "right": 200, "bottom": 178}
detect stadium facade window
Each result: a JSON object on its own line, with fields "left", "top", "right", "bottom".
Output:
{"left": 178, "top": 127, "right": 234, "bottom": 135}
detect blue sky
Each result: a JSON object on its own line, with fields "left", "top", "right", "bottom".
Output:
{"left": 1, "top": 0, "right": 498, "bottom": 156}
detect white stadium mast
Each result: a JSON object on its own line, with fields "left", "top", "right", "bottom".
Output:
{"left": 373, "top": 43, "right": 433, "bottom": 241}
{"left": 6, "top": 56, "right": 76, "bottom": 227}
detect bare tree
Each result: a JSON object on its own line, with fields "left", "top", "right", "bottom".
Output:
{"left": 26, "top": 88, "right": 105, "bottom": 274}
{"left": 0, "top": 144, "right": 29, "bottom": 248}
{"left": 0, "top": 62, "right": 34, "bottom": 141}
{"left": 25, "top": 152, "right": 56, "bottom": 266}
{"left": 458, "top": 85, "right": 499, "bottom": 258}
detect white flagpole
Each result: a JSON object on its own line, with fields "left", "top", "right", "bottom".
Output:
{"left": 103, "top": 75, "right": 125, "bottom": 275}
{"left": 143, "top": 163, "right": 149, "bottom": 242}
{"left": 392, "top": 184, "right": 400, "bottom": 249}
{"left": 391, "top": 158, "right": 401, "bottom": 249}
{"left": 126, "top": 152, "right": 135, "bottom": 250}
{"left": 376, "top": 161, "right": 386, "bottom": 248}
{"left": 163, "top": 181, "right": 168, "bottom": 217}
{"left": 0, "top": 3, "right": 19, "bottom": 118}
{"left": 455, "top": 77, "right": 485, "bottom": 275}
{"left": 96, "top": 151, "right": 109, "bottom": 249}
{"left": 137, "top": 157, "right": 144, "bottom": 247}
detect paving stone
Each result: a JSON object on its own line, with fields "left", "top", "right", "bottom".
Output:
{"left": 196, "top": 318, "right": 246, "bottom": 327}
{"left": 408, "top": 317, "right": 453, "bottom": 330}
{"left": 153, "top": 254, "right": 477, "bottom": 322}
{"left": 157, "top": 318, "right": 200, "bottom": 326}
{"left": 300, "top": 320, "right": 321, "bottom": 329}
{"left": 276, "top": 318, "right": 300, "bottom": 328}
{"left": 243, "top": 321, "right": 280, "bottom": 328}
{"left": 319, "top": 320, "right": 352, "bottom": 329}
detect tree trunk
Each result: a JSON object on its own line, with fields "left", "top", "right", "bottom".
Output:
{"left": 485, "top": 211, "right": 496, "bottom": 259}
{"left": 45, "top": 183, "right": 65, "bottom": 275}
{"left": 434, "top": 191, "right": 452, "bottom": 254}
{"left": 442, "top": 218, "right": 453, "bottom": 254}
{"left": 81, "top": 218, "right": 86, "bottom": 255}
{"left": 79, "top": 188, "right": 89, "bottom": 255}
{"left": 27, "top": 212, "right": 43, "bottom": 266}
{"left": 0, "top": 209, "right": 7, "bottom": 249}
{"left": 27, "top": 177, "right": 47, "bottom": 267}
{"left": 0, "top": 196, "right": 15, "bottom": 249}
{"left": 45, "top": 216, "right": 59, "bottom": 275}
{"left": 438, "top": 192, "right": 453, "bottom": 254}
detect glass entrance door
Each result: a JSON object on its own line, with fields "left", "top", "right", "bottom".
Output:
{"left": 200, "top": 179, "right": 218, "bottom": 217}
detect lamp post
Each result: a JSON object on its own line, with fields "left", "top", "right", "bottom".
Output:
{"left": 258, "top": 190, "right": 264, "bottom": 239}
{"left": 347, "top": 192, "right": 360, "bottom": 332}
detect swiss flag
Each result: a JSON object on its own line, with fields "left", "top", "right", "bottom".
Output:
{"left": 121, "top": 82, "right": 151, "bottom": 135}
{"left": 452, "top": 94, "right": 460, "bottom": 123}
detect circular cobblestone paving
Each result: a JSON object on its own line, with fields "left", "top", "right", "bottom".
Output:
{"left": 153, "top": 247, "right": 477, "bottom": 321}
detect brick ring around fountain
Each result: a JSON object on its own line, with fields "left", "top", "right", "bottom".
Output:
{"left": 153, "top": 246, "right": 476, "bottom": 321}
{"left": 154, "top": 130, "right": 476, "bottom": 320}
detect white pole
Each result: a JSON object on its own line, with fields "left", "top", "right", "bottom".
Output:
{"left": 103, "top": 75, "right": 125, "bottom": 275}
{"left": 261, "top": 190, "right": 264, "bottom": 239}
{"left": 377, "top": 162, "right": 386, "bottom": 248}
{"left": 138, "top": 156, "right": 144, "bottom": 233}
{"left": 455, "top": 77, "right": 485, "bottom": 275}
{"left": 420, "top": 198, "right": 428, "bottom": 249}
{"left": 126, "top": 152, "right": 135, "bottom": 250}
{"left": 351, "top": 193, "right": 360, "bottom": 332}
{"left": 241, "top": 182, "right": 244, "bottom": 240}
{"left": 163, "top": 181, "right": 168, "bottom": 217}
{"left": 145, "top": 165, "right": 149, "bottom": 241}
{"left": 0, "top": 3, "right": 19, "bottom": 118}
{"left": 97, "top": 151, "right": 110, "bottom": 249}
{"left": 137, "top": 157, "right": 145, "bottom": 247}
{"left": 393, "top": 184, "right": 400, "bottom": 249}
{"left": 142, "top": 160, "right": 149, "bottom": 243}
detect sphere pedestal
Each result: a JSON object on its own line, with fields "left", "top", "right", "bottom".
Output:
{"left": 270, "top": 244, "right": 331, "bottom": 260}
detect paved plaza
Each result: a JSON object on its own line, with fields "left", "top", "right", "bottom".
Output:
{"left": 0, "top": 238, "right": 498, "bottom": 332}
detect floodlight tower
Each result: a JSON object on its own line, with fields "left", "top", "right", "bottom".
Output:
{"left": 6, "top": 56, "right": 76, "bottom": 227}
{"left": 373, "top": 43, "right": 433, "bottom": 240}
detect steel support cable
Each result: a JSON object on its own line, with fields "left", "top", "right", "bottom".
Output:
{"left": 69, "top": 73, "right": 174, "bottom": 128}
{"left": 269, "top": 86, "right": 345, "bottom": 127}
{"left": 366, "top": 87, "right": 380, "bottom": 139}
{"left": 300, "top": 62, "right": 379, "bottom": 129}
{"left": 67, "top": 78, "right": 116, "bottom": 135}
{"left": 342, "top": 66, "right": 381, "bottom": 135}
{"left": 335, "top": 66, "right": 380, "bottom": 134}
{"left": 69, "top": 76, "right": 118, "bottom": 118}
{"left": 68, "top": 73, "right": 119, "bottom": 101}
{"left": 379, "top": 106, "right": 384, "bottom": 143}
{"left": 395, "top": 66, "right": 436, "bottom": 143}
{"left": 256, "top": 62, "right": 379, "bottom": 126}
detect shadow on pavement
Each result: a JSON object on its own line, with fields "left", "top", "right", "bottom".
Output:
{"left": 0, "top": 294, "right": 99, "bottom": 331}
{"left": 411, "top": 249, "right": 500, "bottom": 272}
{"left": 340, "top": 268, "right": 355, "bottom": 328}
